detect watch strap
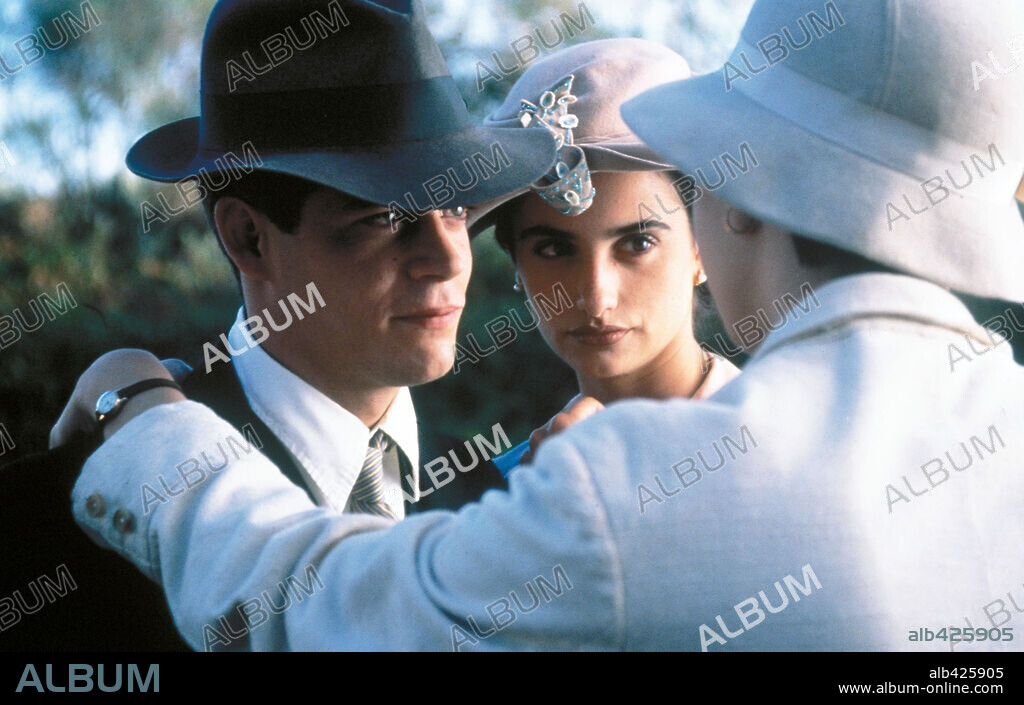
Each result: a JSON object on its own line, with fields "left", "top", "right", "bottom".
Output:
{"left": 96, "top": 378, "right": 184, "bottom": 427}
{"left": 116, "top": 378, "right": 184, "bottom": 399}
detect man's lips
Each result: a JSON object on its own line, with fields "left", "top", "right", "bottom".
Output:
{"left": 393, "top": 306, "right": 463, "bottom": 329}
{"left": 566, "top": 325, "right": 632, "bottom": 346}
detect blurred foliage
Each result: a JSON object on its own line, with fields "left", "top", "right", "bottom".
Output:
{"left": 0, "top": 0, "right": 740, "bottom": 454}
{"left": 2, "top": 0, "right": 1018, "bottom": 459}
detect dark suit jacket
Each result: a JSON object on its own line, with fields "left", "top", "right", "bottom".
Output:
{"left": 0, "top": 360, "right": 505, "bottom": 651}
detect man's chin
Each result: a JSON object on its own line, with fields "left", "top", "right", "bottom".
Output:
{"left": 393, "top": 347, "right": 457, "bottom": 387}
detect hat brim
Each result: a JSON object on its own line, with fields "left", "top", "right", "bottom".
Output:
{"left": 621, "top": 73, "right": 1024, "bottom": 301}
{"left": 466, "top": 140, "right": 676, "bottom": 236}
{"left": 126, "top": 117, "right": 558, "bottom": 213}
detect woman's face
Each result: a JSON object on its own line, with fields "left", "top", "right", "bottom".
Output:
{"left": 512, "top": 170, "right": 701, "bottom": 381}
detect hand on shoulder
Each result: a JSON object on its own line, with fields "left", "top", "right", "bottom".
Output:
{"left": 522, "top": 395, "right": 605, "bottom": 465}
{"left": 50, "top": 349, "right": 189, "bottom": 448}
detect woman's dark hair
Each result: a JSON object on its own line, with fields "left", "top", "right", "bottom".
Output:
{"left": 200, "top": 170, "right": 325, "bottom": 284}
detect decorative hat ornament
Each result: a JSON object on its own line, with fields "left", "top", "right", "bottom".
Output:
{"left": 517, "top": 75, "right": 595, "bottom": 216}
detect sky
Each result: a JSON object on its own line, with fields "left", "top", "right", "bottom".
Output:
{"left": 0, "top": 0, "right": 754, "bottom": 195}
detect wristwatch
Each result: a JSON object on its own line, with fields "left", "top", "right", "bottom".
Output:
{"left": 94, "top": 378, "right": 184, "bottom": 426}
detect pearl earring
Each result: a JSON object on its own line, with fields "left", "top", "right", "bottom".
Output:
{"left": 513, "top": 278, "right": 523, "bottom": 293}
{"left": 695, "top": 271, "right": 708, "bottom": 286}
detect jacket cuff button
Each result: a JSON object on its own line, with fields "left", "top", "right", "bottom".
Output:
{"left": 112, "top": 509, "right": 136, "bottom": 534}
{"left": 85, "top": 494, "right": 106, "bottom": 518}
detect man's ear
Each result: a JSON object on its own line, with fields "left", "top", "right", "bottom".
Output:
{"left": 725, "top": 207, "right": 762, "bottom": 235}
{"left": 214, "top": 196, "right": 274, "bottom": 282}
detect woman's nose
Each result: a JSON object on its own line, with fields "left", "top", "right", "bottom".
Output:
{"left": 576, "top": 255, "right": 618, "bottom": 319}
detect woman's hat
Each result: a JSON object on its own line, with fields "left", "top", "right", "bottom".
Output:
{"left": 622, "top": 0, "right": 1024, "bottom": 301}
{"left": 467, "top": 38, "right": 691, "bottom": 235}
{"left": 126, "top": 0, "right": 556, "bottom": 208}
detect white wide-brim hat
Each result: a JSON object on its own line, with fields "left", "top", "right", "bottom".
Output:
{"left": 467, "top": 38, "right": 691, "bottom": 235}
{"left": 623, "top": 0, "right": 1024, "bottom": 301}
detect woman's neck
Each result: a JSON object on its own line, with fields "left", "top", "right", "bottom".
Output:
{"left": 576, "top": 333, "right": 708, "bottom": 405}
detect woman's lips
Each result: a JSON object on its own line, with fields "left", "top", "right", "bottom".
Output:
{"left": 393, "top": 306, "right": 463, "bottom": 330}
{"left": 567, "top": 325, "right": 631, "bottom": 347}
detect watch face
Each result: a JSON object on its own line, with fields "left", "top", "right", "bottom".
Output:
{"left": 96, "top": 390, "right": 122, "bottom": 418}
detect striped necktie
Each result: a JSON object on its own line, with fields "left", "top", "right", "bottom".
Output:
{"left": 350, "top": 430, "right": 398, "bottom": 519}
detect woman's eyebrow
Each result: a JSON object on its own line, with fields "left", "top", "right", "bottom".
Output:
{"left": 617, "top": 220, "right": 670, "bottom": 236}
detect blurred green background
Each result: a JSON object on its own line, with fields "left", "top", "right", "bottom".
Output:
{"left": 1, "top": 0, "right": 1020, "bottom": 457}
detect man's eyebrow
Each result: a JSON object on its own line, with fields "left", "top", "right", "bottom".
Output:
{"left": 340, "top": 196, "right": 383, "bottom": 211}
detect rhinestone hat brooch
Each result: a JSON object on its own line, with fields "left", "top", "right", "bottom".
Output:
{"left": 517, "top": 74, "right": 595, "bottom": 216}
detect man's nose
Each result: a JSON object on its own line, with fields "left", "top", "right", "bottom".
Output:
{"left": 406, "top": 211, "right": 470, "bottom": 281}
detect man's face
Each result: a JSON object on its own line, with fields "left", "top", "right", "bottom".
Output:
{"left": 691, "top": 190, "right": 760, "bottom": 347}
{"left": 260, "top": 188, "right": 472, "bottom": 390}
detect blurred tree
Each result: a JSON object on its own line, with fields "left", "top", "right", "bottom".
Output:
{"left": 2, "top": 0, "right": 1017, "bottom": 462}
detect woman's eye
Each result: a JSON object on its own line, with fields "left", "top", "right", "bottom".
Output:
{"left": 534, "top": 240, "right": 574, "bottom": 258}
{"left": 621, "top": 234, "right": 657, "bottom": 254}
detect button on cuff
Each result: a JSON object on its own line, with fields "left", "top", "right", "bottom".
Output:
{"left": 112, "top": 509, "right": 136, "bottom": 534}
{"left": 85, "top": 493, "right": 106, "bottom": 518}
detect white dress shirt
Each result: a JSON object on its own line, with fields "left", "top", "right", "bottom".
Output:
{"left": 227, "top": 308, "right": 419, "bottom": 517}
{"left": 73, "top": 274, "right": 1024, "bottom": 650}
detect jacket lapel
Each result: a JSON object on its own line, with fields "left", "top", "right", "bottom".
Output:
{"left": 182, "top": 360, "right": 315, "bottom": 505}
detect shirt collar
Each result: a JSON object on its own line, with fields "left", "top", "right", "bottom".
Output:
{"left": 749, "top": 273, "right": 1004, "bottom": 363}
{"left": 226, "top": 308, "right": 420, "bottom": 510}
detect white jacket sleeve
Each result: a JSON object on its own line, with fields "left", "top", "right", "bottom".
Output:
{"left": 72, "top": 401, "right": 623, "bottom": 651}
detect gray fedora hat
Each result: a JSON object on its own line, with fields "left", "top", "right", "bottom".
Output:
{"left": 467, "top": 38, "right": 691, "bottom": 235}
{"left": 127, "top": 0, "right": 556, "bottom": 208}
{"left": 623, "top": 0, "right": 1024, "bottom": 301}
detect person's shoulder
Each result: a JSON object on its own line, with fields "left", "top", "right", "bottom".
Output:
{"left": 0, "top": 433, "right": 96, "bottom": 497}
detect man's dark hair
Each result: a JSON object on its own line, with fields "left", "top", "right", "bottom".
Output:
{"left": 790, "top": 234, "right": 898, "bottom": 276}
{"left": 200, "top": 170, "right": 325, "bottom": 285}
